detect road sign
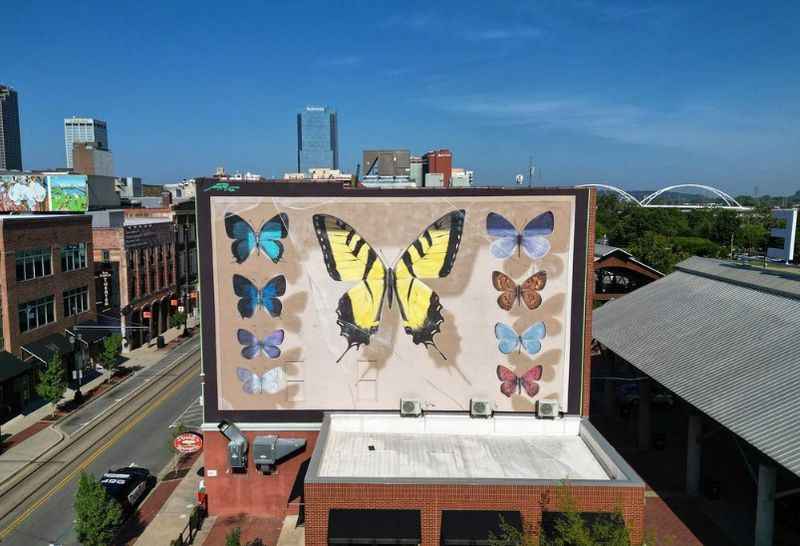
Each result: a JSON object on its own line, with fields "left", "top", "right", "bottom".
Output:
{"left": 170, "top": 299, "right": 179, "bottom": 306}
{"left": 178, "top": 306, "right": 185, "bottom": 313}
{"left": 143, "top": 311, "right": 152, "bottom": 319}
{"left": 173, "top": 432, "right": 203, "bottom": 454}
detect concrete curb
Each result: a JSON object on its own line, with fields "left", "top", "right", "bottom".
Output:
{"left": 0, "top": 340, "right": 200, "bottom": 498}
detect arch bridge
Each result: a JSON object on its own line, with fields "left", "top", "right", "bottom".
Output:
{"left": 577, "top": 183, "right": 748, "bottom": 210}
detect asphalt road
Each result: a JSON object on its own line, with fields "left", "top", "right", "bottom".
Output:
{"left": 0, "top": 351, "right": 201, "bottom": 546}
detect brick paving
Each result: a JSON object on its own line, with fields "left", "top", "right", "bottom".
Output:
{"left": 202, "top": 515, "right": 285, "bottom": 546}
{"left": 0, "top": 420, "right": 50, "bottom": 451}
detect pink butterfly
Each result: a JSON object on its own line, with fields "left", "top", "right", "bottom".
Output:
{"left": 496, "top": 364, "right": 542, "bottom": 398}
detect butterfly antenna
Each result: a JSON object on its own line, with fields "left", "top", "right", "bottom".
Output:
{"left": 336, "top": 344, "right": 354, "bottom": 364}
{"left": 429, "top": 342, "right": 447, "bottom": 360}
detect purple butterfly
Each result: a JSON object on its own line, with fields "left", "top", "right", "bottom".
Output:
{"left": 486, "top": 211, "right": 554, "bottom": 260}
{"left": 236, "top": 328, "right": 284, "bottom": 359}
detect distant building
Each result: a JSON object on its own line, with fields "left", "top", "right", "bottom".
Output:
{"left": 423, "top": 149, "right": 452, "bottom": 187}
{"left": 72, "top": 142, "right": 114, "bottom": 176}
{"left": 281, "top": 169, "right": 353, "bottom": 184}
{"left": 64, "top": 117, "right": 109, "bottom": 169}
{"left": 361, "top": 175, "right": 417, "bottom": 188}
{"left": 0, "top": 214, "right": 96, "bottom": 417}
{"left": 163, "top": 180, "right": 196, "bottom": 200}
{"left": 0, "top": 85, "right": 22, "bottom": 171}
{"left": 424, "top": 173, "right": 444, "bottom": 188}
{"left": 297, "top": 106, "right": 338, "bottom": 173}
{"left": 115, "top": 176, "right": 143, "bottom": 200}
{"left": 450, "top": 168, "right": 474, "bottom": 188}
{"left": 362, "top": 150, "right": 410, "bottom": 177}
{"left": 409, "top": 155, "right": 423, "bottom": 186}
{"left": 593, "top": 243, "right": 663, "bottom": 304}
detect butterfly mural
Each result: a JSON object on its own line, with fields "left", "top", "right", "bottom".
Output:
{"left": 232, "top": 274, "right": 286, "bottom": 319}
{"left": 494, "top": 321, "right": 546, "bottom": 355}
{"left": 237, "top": 328, "right": 284, "bottom": 359}
{"left": 491, "top": 270, "right": 547, "bottom": 311}
{"left": 313, "top": 210, "right": 465, "bottom": 362}
{"left": 224, "top": 212, "right": 289, "bottom": 264}
{"left": 486, "top": 211, "right": 554, "bottom": 260}
{"left": 496, "top": 364, "right": 543, "bottom": 398}
{"left": 236, "top": 366, "right": 286, "bottom": 395}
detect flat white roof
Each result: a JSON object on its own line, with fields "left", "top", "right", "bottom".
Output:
{"left": 317, "top": 414, "right": 610, "bottom": 481}
{"left": 124, "top": 218, "right": 172, "bottom": 226}
{"left": 0, "top": 213, "right": 86, "bottom": 221}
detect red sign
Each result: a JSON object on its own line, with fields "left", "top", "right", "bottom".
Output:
{"left": 173, "top": 432, "right": 203, "bottom": 454}
{"left": 170, "top": 299, "right": 179, "bottom": 306}
{"left": 143, "top": 311, "right": 152, "bottom": 319}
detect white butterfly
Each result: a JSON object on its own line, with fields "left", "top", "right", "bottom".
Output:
{"left": 236, "top": 366, "right": 285, "bottom": 395}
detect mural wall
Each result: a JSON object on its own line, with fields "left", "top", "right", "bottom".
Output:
{"left": 201, "top": 186, "right": 592, "bottom": 419}
{"left": 47, "top": 175, "right": 88, "bottom": 211}
{"left": 0, "top": 175, "right": 48, "bottom": 211}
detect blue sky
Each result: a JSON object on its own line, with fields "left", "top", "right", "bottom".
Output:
{"left": 5, "top": 0, "right": 799, "bottom": 195}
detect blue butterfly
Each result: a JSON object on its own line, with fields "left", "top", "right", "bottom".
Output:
{"left": 494, "top": 321, "right": 546, "bottom": 355}
{"left": 236, "top": 366, "right": 285, "bottom": 394}
{"left": 486, "top": 211, "right": 554, "bottom": 260}
{"left": 224, "top": 212, "right": 289, "bottom": 264}
{"left": 232, "top": 274, "right": 285, "bottom": 319}
{"left": 237, "top": 328, "right": 284, "bottom": 359}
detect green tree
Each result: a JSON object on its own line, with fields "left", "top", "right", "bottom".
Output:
{"left": 628, "top": 231, "right": 688, "bottom": 273}
{"left": 74, "top": 472, "right": 123, "bottom": 546}
{"left": 226, "top": 527, "right": 242, "bottom": 546}
{"left": 99, "top": 333, "right": 123, "bottom": 380}
{"left": 36, "top": 353, "right": 67, "bottom": 417}
{"left": 170, "top": 311, "right": 187, "bottom": 330}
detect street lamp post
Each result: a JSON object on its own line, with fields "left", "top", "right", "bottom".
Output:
{"left": 68, "top": 331, "right": 84, "bottom": 397}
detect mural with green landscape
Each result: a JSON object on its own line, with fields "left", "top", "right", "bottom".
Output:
{"left": 47, "top": 175, "right": 88, "bottom": 212}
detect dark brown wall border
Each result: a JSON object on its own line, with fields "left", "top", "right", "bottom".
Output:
{"left": 198, "top": 180, "right": 595, "bottom": 423}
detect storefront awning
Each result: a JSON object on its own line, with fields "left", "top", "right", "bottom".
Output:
{"left": 66, "top": 320, "right": 118, "bottom": 347}
{"left": 441, "top": 511, "right": 523, "bottom": 546}
{"left": 21, "top": 333, "right": 74, "bottom": 365}
{"left": 328, "top": 509, "right": 421, "bottom": 545}
{"left": 0, "top": 351, "right": 35, "bottom": 383}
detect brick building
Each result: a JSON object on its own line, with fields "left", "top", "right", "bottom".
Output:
{"left": 423, "top": 149, "right": 453, "bottom": 187}
{"left": 196, "top": 182, "right": 646, "bottom": 544}
{"left": 0, "top": 214, "right": 96, "bottom": 418}
{"left": 90, "top": 210, "right": 177, "bottom": 351}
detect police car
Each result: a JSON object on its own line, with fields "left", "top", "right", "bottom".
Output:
{"left": 99, "top": 465, "right": 153, "bottom": 513}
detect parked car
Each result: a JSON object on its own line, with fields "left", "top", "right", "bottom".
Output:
{"left": 99, "top": 466, "right": 153, "bottom": 513}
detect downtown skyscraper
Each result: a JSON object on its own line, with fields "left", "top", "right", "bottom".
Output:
{"left": 0, "top": 85, "right": 22, "bottom": 170}
{"left": 64, "top": 117, "right": 109, "bottom": 169}
{"left": 297, "top": 106, "right": 338, "bottom": 173}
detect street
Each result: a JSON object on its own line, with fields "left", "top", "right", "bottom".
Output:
{"left": 0, "top": 342, "right": 201, "bottom": 545}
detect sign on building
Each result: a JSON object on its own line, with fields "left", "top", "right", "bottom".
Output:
{"left": 767, "top": 208, "right": 798, "bottom": 264}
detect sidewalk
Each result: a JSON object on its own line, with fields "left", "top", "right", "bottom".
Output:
{"left": 129, "top": 454, "right": 205, "bottom": 546}
{"left": 0, "top": 317, "right": 199, "bottom": 486}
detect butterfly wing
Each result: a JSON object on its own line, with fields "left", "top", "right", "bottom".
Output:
{"left": 520, "top": 211, "right": 554, "bottom": 260}
{"left": 494, "top": 322, "right": 519, "bottom": 354}
{"left": 260, "top": 329, "right": 284, "bottom": 359}
{"left": 258, "top": 213, "right": 289, "bottom": 263}
{"left": 236, "top": 367, "right": 261, "bottom": 394}
{"left": 519, "top": 365, "right": 543, "bottom": 397}
{"left": 393, "top": 210, "right": 465, "bottom": 355}
{"left": 224, "top": 213, "right": 257, "bottom": 264}
{"left": 233, "top": 274, "right": 259, "bottom": 319}
{"left": 236, "top": 328, "right": 260, "bottom": 360}
{"left": 313, "top": 214, "right": 387, "bottom": 358}
{"left": 491, "top": 271, "right": 518, "bottom": 311}
{"left": 520, "top": 321, "right": 546, "bottom": 355}
{"left": 496, "top": 365, "right": 518, "bottom": 398}
{"left": 260, "top": 275, "right": 286, "bottom": 318}
{"left": 520, "top": 271, "right": 547, "bottom": 310}
{"left": 486, "top": 212, "right": 519, "bottom": 259}
{"left": 260, "top": 367, "right": 286, "bottom": 395}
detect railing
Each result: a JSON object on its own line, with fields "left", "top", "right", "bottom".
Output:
{"left": 170, "top": 503, "right": 206, "bottom": 546}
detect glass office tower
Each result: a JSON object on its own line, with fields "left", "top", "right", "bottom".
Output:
{"left": 0, "top": 85, "right": 22, "bottom": 170}
{"left": 297, "top": 106, "right": 338, "bottom": 173}
{"left": 64, "top": 117, "right": 109, "bottom": 168}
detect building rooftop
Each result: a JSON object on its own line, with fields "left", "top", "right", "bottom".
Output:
{"left": 124, "top": 217, "right": 172, "bottom": 226}
{"left": 0, "top": 213, "right": 86, "bottom": 222}
{"left": 308, "top": 413, "right": 642, "bottom": 484}
{"left": 593, "top": 256, "right": 800, "bottom": 477}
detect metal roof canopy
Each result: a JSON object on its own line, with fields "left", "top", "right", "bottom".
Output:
{"left": 593, "top": 257, "right": 800, "bottom": 477}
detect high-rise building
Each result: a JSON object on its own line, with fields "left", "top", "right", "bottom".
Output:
{"left": 64, "top": 117, "right": 109, "bottom": 169}
{"left": 409, "top": 155, "right": 423, "bottom": 186}
{"left": 0, "top": 85, "right": 23, "bottom": 170}
{"left": 72, "top": 142, "right": 114, "bottom": 176}
{"left": 423, "top": 149, "right": 452, "bottom": 187}
{"left": 297, "top": 106, "right": 338, "bottom": 173}
{"left": 362, "top": 150, "right": 410, "bottom": 177}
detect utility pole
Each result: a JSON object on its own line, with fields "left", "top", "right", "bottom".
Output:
{"left": 528, "top": 156, "right": 534, "bottom": 188}
{"left": 182, "top": 222, "right": 190, "bottom": 337}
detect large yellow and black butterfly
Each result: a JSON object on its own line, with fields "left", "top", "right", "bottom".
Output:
{"left": 313, "top": 210, "right": 466, "bottom": 362}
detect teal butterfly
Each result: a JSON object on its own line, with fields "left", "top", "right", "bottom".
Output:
{"left": 494, "top": 321, "right": 546, "bottom": 355}
{"left": 224, "top": 212, "right": 288, "bottom": 264}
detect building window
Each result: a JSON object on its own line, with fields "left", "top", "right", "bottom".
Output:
{"left": 61, "top": 243, "right": 88, "bottom": 272}
{"left": 63, "top": 286, "right": 89, "bottom": 317}
{"left": 15, "top": 248, "right": 52, "bottom": 281}
{"left": 102, "top": 249, "right": 111, "bottom": 263}
{"left": 18, "top": 295, "right": 55, "bottom": 333}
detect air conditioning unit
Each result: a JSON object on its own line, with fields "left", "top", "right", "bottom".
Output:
{"left": 400, "top": 399, "right": 422, "bottom": 417}
{"left": 470, "top": 399, "right": 493, "bottom": 418}
{"left": 537, "top": 400, "right": 560, "bottom": 419}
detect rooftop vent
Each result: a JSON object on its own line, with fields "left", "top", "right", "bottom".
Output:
{"left": 400, "top": 399, "right": 422, "bottom": 417}
{"left": 470, "top": 399, "right": 493, "bottom": 418}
